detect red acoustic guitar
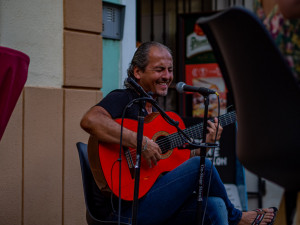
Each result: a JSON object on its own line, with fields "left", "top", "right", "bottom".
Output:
{"left": 88, "top": 111, "right": 236, "bottom": 201}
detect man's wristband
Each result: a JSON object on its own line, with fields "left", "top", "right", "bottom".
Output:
{"left": 142, "top": 137, "right": 148, "bottom": 152}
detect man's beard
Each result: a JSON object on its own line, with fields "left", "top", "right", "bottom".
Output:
{"left": 155, "top": 90, "right": 168, "bottom": 97}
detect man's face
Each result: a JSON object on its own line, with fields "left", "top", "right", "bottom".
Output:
{"left": 134, "top": 46, "right": 173, "bottom": 97}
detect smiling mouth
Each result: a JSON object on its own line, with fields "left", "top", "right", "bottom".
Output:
{"left": 156, "top": 81, "right": 169, "bottom": 88}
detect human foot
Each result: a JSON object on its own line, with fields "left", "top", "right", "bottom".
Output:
{"left": 238, "top": 207, "right": 278, "bottom": 225}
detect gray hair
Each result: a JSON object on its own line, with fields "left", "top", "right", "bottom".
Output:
{"left": 126, "top": 41, "right": 172, "bottom": 80}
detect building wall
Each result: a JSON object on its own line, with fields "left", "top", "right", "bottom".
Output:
{"left": 101, "top": 0, "right": 137, "bottom": 97}
{"left": 0, "top": 0, "right": 64, "bottom": 87}
{"left": 0, "top": 0, "right": 103, "bottom": 224}
{"left": 102, "top": 39, "right": 121, "bottom": 96}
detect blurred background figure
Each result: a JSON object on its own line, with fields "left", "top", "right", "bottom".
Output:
{"left": 254, "top": 0, "right": 300, "bottom": 81}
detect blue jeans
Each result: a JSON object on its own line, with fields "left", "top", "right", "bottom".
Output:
{"left": 107, "top": 157, "right": 242, "bottom": 225}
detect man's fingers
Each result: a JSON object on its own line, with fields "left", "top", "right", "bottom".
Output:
{"left": 207, "top": 120, "right": 216, "bottom": 129}
{"left": 152, "top": 152, "right": 161, "bottom": 166}
{"left": 143, "top": 144, "right": 162, "bottom": 168}
{"left": 148, "top": 159, "right": 152, "bottom": 168}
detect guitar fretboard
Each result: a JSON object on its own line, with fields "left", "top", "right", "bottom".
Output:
{"left": 156, "top": 111, "right": 236, "bottom": 153}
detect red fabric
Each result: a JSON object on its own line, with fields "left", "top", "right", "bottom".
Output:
{"left": 0, "top": 46, "right": 29, "bottom": 141}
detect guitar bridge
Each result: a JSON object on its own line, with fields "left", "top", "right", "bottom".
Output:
{"left": 123, "top": 147, "right": 135, "bottom": 179}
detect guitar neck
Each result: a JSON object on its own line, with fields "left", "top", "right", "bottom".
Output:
{"left": 156, "top": 111, "right": 236, "bottom": 153}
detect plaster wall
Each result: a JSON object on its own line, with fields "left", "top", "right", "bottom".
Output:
{"left": 0, "top": 0, "right": 64, "bottom": 87}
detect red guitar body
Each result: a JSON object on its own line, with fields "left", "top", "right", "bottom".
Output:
{"left": 98, "top": 112, "right": 190, "bottom": 201}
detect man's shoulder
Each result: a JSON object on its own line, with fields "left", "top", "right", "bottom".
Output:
{"left": 99, "top": 88, "right": 139, "bottom": 119}
{"left": 107, "top": 88, "right": 138, "bottom": 100}
{"left": 100, "top": 88, "right": 138, "bottom": 106}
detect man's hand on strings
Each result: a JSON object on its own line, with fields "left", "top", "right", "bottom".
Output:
{"left": 206, "top": 118, "right": 223, "bottom": 143}
{"left": 141, "top": 137, "right": 162, "bottom": 168}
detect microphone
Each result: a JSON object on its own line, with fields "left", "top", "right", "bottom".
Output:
{"left": 125, "top": 77, "right": 151, "bottom": 97}
{"left": 176, "top": 82, "right": 216, "bottom": 96}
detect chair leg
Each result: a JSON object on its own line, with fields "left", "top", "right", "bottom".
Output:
{"left": 285, "top": 191, "right": 297, "bottom": 225}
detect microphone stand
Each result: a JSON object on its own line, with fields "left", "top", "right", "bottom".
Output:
{"left": 125, "top": 77, "right": 212, "bottom": 224}
{"left": 128, "top": 86, "right": 211, "bottom": 225}
{"left": 196, "top": 95, "right": 210, "bottom": 225}
{"left": 148, "top": 94, "right": 214, "bottom": 225}
{"left": 130, "top": 96, "right": 193, "bottom": 225}
{"left": 131, "top": 98, "right": 146, "bottom": 225}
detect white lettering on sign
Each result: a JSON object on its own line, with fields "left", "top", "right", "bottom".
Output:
{"left": 206, "top": 143, "right": 228, "bottom": 166}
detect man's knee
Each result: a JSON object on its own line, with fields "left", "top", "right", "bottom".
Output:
{"left": 205, "top": 197, "right": 228, "bottom": 225}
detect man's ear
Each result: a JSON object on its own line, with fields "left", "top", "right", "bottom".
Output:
{"left": 133, "top": 66, "right": 141, "bottom": 80}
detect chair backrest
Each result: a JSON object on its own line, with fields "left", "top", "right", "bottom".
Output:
{"left": 76, "top": 142, "right": 131, "bottom": 225}
{"left": 0, "top": 46, "right": 29, "bottom": 141}
{"left": 197, "top": 7, "right": 300, "bottom": 191}
{"left": 77, "top": 142, "right": 101, "bottom": 223}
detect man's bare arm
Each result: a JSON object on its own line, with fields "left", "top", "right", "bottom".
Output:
{"left": 80, "top": 105, "right": 138, "bottom": 149}
{"left": 80, "top": 105, "right": 162, "bottom": 166}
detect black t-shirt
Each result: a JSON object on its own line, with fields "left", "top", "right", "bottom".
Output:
{"left": 97, "top": 88, "right": 151, "bottom": 119}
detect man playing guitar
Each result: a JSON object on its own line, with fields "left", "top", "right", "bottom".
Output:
{"left": 80, "top": 41, "right": 276, "bottom": 225}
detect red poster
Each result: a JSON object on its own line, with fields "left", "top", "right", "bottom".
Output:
{"left": 185, "top": 63, "right": 227, "bottom": 118}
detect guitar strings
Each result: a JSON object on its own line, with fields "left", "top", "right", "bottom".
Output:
{"left": 126, "top": 112, "right": 236, "bottom": 158}
{"left": 139, "top": 112, "right": 235, "bottom": 154}
{"left": 156, "top": 111, "right": 236, "bottom": 151}
{"left": 124, "top": 111, "right": 236, "bottom": 161}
